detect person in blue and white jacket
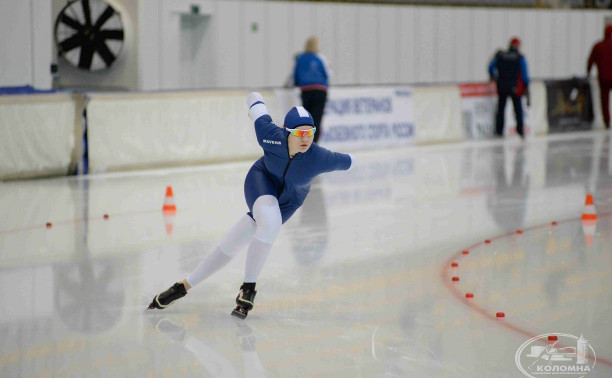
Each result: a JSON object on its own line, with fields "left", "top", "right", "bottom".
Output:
{"left": 149, "top": 92, "right": 353, "bottom": 319}
{"left": 488, "top": 37, "right": 530, "bottom": 138}
{"left": 292, "top": 36, "right": 331, "bottom": 143}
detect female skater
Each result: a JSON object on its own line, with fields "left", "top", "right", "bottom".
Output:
{"left": 148, "top": 92, "right": 353, "bottom": 318}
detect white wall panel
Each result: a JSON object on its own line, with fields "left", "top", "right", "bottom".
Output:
{"left": 160, "top": 5, "right": 180, "bottom": 89}
{"left": 534, "top": 12, "right": 553, "bottom": 80}
{"left": 488, "top": 10, "right": 507, "bottom": 55}
{"left": 335, "top": 5, "right": 358, "bottom": 85}
{"left": 398, "top": 7, "right": 416, "bottom": 84}
{"left": 471, "top": 9, "right": 489, "bottom": 82}
{"left": 551, "top": 11, "right": 570, "bottom": 78}
{"left": 179, "top": 14, "right": 214, "bottom": 89}
{"left": 415, "top": 7, "right": 437, "bottom": 83}
{"left": 31, "top": 0, "right": 52, "bottom": 89}
{"left": 378, "top": 6, "right": 398, "bottom": 84}
{"left": 581, "top": 14, "right": 593, "bottom": 77}
{"left": 243, "top": 2, "right": 265, "bottom": 89}
{"left": 140, "top": 1, "right": 612, "bottom": 90}
{"left": 216, "top": 1, "right": 242, "bottom": 87}
{"left": 567, "top": 12, "right": 584, "bottom": 77}
{"left": 437, "top": 8, "right": 454, "bottom": 83}
{"left": 585, "top": 12, "right": 604, "bottom": 78}
{"left": 267, "top": 2, "right": 292, "bottom": 87}
{"left": 522, "top": 11, "right": 538, "bottom": 81}
{"left": 138, "top": 0, "right": 161, "bottom": 90}
{"left": 291, "top": 2, "right": 314, "bottom": 57}
{"left": 357, "top": 5, "right": 378, "bottom": 84}
{"left": 313, "top": 3, "right": 336, "bottom": 85}
{"left": 506, "top": 10, "right": 524, "bottom": 44}
{"left": 452, "top": 9, "right": 472, "bottom": 82}
{"left": 0, "top": 1, "right": 32, "bottom": 87}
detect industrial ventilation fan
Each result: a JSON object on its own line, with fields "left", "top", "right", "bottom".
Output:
{"left": 54, "top": 0, "right": 124, "bottom": 71}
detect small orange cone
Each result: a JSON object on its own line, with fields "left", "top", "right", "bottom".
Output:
{"left": 162, "top": 186, "right": 177, "bottom": 213}
{"left": 163, "top": 211, "right": 175, "bottom": 235}
{"left": 581, "top": 194, "right": 597, "bottom": 221}
{"left": 582, "top": 219, "right": 596, "bottom": 247}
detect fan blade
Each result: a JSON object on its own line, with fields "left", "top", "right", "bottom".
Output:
{"left": 98, "top": 29, "right": 123, "bottom": 40}
{"left": 78, "top": 43, "right": 95, "bottom": 69}
{"left": 59, "top": 34, "right": 84, "bottom": 53}
{"left": 82, "top": 0, "right": 92, "bottom": 26}
{"left": 61, "top": 14, "right": 83, "bottom": 32}
{"left": 95, "top": 40, "right": 116, "bottom": 67}
{"left": 93, "top": 5, "right": 115, "bottom": 31}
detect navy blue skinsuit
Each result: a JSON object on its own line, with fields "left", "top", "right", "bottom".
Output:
{"left": 244, "top": 114, "right": 352, "bottom": 224}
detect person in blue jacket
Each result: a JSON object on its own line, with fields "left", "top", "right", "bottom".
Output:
{"left": 148, "top": 92, "right": 353, "bottom": 318}
{"left": 292, "top": 36, "right": 331, "bottom": 143}
{"left": 489, "top": 37, "right": 530, "bottom": 138}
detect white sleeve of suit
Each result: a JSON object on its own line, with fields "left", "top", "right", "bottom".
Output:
{"left": 246, "top": 92, "right": 269, "bottom": 121}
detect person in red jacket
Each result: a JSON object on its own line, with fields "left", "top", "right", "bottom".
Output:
{"left": 587, "top": 25, "right": 612, "bottom": 129}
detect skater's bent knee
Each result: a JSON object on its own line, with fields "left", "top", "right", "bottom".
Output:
{"left": 254, "top": 216, "right": 281, "bottom": 244}
{"left": 252, "top": 195, "right": 282, "bottom": 244}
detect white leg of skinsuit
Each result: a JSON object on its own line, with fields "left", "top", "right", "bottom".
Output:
{"left": 243, "top": 195, "right": 282, "bottom": 283}
{"left": 186, "top": 214, "right": 256, "bottom": 287}
{"left": 185, "top": 195, "right": 281, "bottom": 287}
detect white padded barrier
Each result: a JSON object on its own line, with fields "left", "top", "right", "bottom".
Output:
{"left": 0, "top": 81, "right": 578, "bottom": 179}
{"left": 458, "top": 80, "right": 549, "bottom": 139}
{"left": 413, "top": 85, "right": 463, "bottom": 144}
{"left": 86, "top": 90, "right": 283, "bottom": 173}
{"left": 590, "top": 78, "right": 612, "bottom": 130}
{"left": 0, "top": 93, "right": 81, "bottom": 180}
{"left": 527, "top": 82, "right": 548, "bottom": 136}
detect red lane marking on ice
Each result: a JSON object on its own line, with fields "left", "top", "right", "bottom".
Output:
{"left": 441, "top": 211, "right": 612, "bottom": 369}
{"left": 0, "top": 209, "right": 161, "bottom": 235}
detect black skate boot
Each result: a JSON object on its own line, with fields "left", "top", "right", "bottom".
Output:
{"left": 231, "top": 283, "right": 257, "bottom": 319}
{"left": 148, "top": 282, "right": 187, "bottom": 309}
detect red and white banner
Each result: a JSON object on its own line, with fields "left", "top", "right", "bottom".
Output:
{"left": 459, "top": 82, "right": 497, "bottom": 139}
{"left": 459, "top": 82, "right": 533, "bottom": 139}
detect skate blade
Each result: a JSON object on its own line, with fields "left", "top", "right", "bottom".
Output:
{"left": 231, "top": 307, "right": 248, "bottom": 319}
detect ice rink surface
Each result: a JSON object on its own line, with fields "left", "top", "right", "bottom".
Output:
{"left": 1, "top": 131, "right": 611, "bottom": 377}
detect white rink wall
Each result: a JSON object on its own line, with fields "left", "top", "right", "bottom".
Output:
{"left": 0, "top": 93, "right": 81, "bottom": 180}
{"left": 1, "top": 79, "right": 607, "bottom": 179}
{"left": 85, "top": 90, "right": 279, "bottom": 173}
{"left": 87, "top": 85, "right": 462, "bottom": 173}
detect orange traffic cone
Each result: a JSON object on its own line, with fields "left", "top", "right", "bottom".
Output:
{"left": 582, "top": 219, "right": 596, "bottom": 247}
{"left": 581, "top": 194, "right": 596, "bottom": 221}
{"left": 163, "top": 211, "right": 175, "bottom": 235}
{"left": 162, "top": 186, "right": 177, "bottom": 213}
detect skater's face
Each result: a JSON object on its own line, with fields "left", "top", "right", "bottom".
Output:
{"left": 287, "top": 125, "right": 315, "bottom": 156}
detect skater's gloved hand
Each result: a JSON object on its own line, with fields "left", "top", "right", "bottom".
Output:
{"left": 246, "top": 92, "right": 265, "bottom": 108}
{"left": 246, "top": 92, "right": 268, "bottom": 121}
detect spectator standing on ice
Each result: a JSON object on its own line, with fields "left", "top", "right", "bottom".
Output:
{"left": 488, "top": 37, "right": 530, "bottom": 138}
{"left": 291, "top": 36, "right": 331, "bottom": 143}
{"left": 587, "top": 25, "right": 612, "bottom": 130}
{"left": 148, "top": 92, "right": 353, "bottom": 319}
